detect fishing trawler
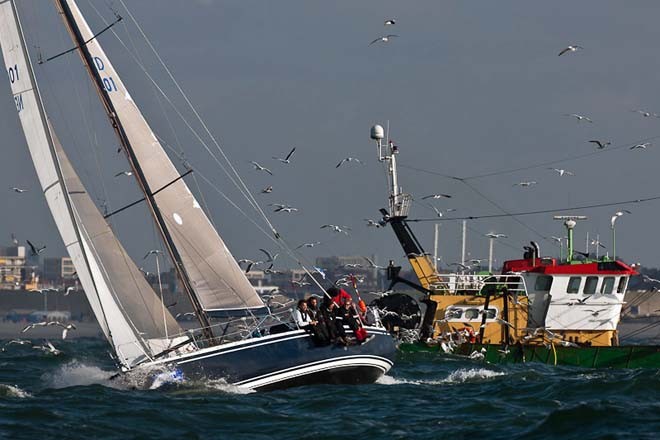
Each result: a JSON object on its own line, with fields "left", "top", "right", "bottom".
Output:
{"left": 0, "top": 0, "right": 395, "bottom": 391}
{"left": 368, "top": 124, "right": 659, "bottom": 368}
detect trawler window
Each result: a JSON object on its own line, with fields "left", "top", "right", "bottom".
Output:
{"left": 567, "top": 277, "right": 581, "bottom": 294}
{"left": 617, "top": 277, "right": 627, "bottom": 293}
{"left": 534, "top": 275, "right": 553, "bottom": 292}
{"left": 584, "top": 276, "right": 598, "bottom": 295}
{"left": 445, "top": 308, "right": 462, "bottom": 319}
{"left": 464, "top": 308, "right": 480, "bottom": 319}
{"left": 601, "top": 277, "right": 615, "bottom": 294}
{"left": 483, "top": 309, "right": 497, "bottom": 319}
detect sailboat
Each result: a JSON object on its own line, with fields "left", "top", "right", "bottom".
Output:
{"left": 0, "top": 0, "right": 396, "bottom": 390}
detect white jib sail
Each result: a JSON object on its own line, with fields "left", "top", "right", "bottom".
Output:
{"left": 61, "top": 0, "right": 265, "bottom": 313}
{"left": 0, "top": 0, "right": 181, "bottom": 367}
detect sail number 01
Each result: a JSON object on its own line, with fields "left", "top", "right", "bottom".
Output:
{"left": 7, "top": 64, "right": 23, "bottom": 113}
{"left": 93, "top": 57, "right": 118, "bottom": 92}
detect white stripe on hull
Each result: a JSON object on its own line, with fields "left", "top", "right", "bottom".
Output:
{"left": 235, "top": 355, "right": 393, "bottom": 390}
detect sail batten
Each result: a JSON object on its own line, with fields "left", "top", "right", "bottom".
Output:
{"left": 60, "top": 0, "right": 265, "bottom": 313}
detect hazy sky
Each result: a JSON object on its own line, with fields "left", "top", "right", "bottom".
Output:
{"left": 3, "top": 0, "right": 660, "bottom": 274}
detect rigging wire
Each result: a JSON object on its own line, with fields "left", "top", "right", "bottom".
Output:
{"left": 406, "top": 194, "right": 660, "bottom": 222}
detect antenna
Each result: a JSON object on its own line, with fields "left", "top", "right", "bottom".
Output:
{"left": 553, "top": 215, "right": 587, "bottom": 263}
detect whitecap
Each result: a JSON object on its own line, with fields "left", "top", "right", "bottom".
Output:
{"left": 0, "top": 383, "right": 32, "bottom": 398}
{"left": 42, "top": 361, "right": 117, "bottom": 389}
{"left": 442, "top": 368, "right": 506, "bottom": 383}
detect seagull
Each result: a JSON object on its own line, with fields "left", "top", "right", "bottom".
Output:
{"left": 26, "top": 240, "right": 46, "bottom": 256}
{"left": 259, "top": 248, "right": 279, "bottom": 263}
{"left": 344, "top": 263, "right": 363, "bottom": 269}
{"left": 175, "top": 312, "right": 196, "bottom": 319}
{"left": 33, "top": 340, "right": 61, "bottom": 355}
{"left": 292, "top": 280, "right": 311, "bottom": 287}
{"left": 496, "top": 318, "right": 515, "bottom": 328}
{"left": 558, "top": 45, "right": 583, "bottom": 56}
{"left": 630, "top": 142, "right": 651, "bottom": 150}
{"left": 590, "top": 239, "right": 606, "bottom": 249}
{"left": 249, "top": 161, "right": 273, "bottom": 175}
{"left": 363, "top": 256, "right": 385, "bottom": 269}
{"left": 384, "top": 19, "right": 396, "bottom": 26}
{"left": 513, "top": 181, "right": 537, "bottom": 187}
{"left": 21, "top": 322, "right": 50, "bottom": 333}
{"left": 584, "top": 309, "right": 604, "bottom": 317}
{"left": 269, "top": 204, "right": 298, "bottom": 213}
{"left": 589, "top": 140, "right": 611, "bottom": 149}
{"left": 643, "top": 275, "right": 660, "bottom": 284}
{"left": 295, "top": 241, "right": 321, "bottom": 249}
{"left": 238, "top": 259, "right": 262, "bottom": 273}
{"left": 485, "top": 233, "right": 507, "bottom": 239}
{"left": 114, "top": 170, "right": 133, "bottom": 178}
{"left": 632, "top": 109, "right": 660, "bottom": 118}
{"left": 272, "top": 147, "right": 296, "bottom": 164}
{"left": 143, "top": 249, "right": 162, "bottom": 260}
{"left": 2, "top": 339, "right": 32, "bottom": 349}
{"left": 449, "top": 262, "right": 470, "bottom": 270}
{"left": 336, "top": 157, "right": 363, "bottom": 168}
{"left": 470, "top": 258, "right": 487, "bottom": 265}
{"left": 548, "top": 168, "right": 574, "bottom": 176}
{"left": 261, "top": 185, "right": 273, "bottom": 194}
{"left": 62, "top": 286, "right": 76, "bottom": 296}
{"left": 11, "top": 187, "right": 27, "bottom": 193}
{"left": 364, "top": 219, "right": 382, "bottom": 228}
{"left": 368, "top": 290, "right": 393, "bottom": 298}
{"left": 58, "top": 323, "right": 77, "bottom": 340}
{"left": 570, "top": 295, "right": 593, "bottom": 305}
{"left": 263, "top": 264, "right": 283, "bottom": 275}
{"left": 370, "top": 34, "right": 399, "bottom": 45}
{"left": 565, "top": 113, "right": 593, "bottom": 123}
{"left": 421, "top": 193, "right": 452, "bottom": 200}
{"left": 312, "top": 266, "right": 327, "bottom": 279}
{"left": 550, "top": 236, "right": 564, "bottom": 243}
{"left": 320, "top": 224, "right": 350, "bottom": 234}
{"left": 11, "top": 233, "right": 19, "bottom": 246}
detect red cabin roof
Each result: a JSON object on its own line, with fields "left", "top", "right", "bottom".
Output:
{"left": 502, "top": 258, "right": 638, "bottom": 276}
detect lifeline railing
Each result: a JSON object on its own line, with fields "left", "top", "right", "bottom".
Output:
{"left": 429, "top": 273, "right": 529, "bottom": 297}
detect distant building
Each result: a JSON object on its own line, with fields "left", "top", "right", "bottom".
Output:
{"left": 42, "top": 257, "right": 75, "bottom": 283}
{"left": 0, "top": 245, "right": 28, "bottom": 289}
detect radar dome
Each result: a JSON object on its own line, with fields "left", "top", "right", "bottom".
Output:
{"left": 370, "top": 124, "right": 384, "bottom": 141}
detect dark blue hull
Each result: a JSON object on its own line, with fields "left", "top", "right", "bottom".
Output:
{"left": 146, "top": 327, "right": 396, "bottom": 391}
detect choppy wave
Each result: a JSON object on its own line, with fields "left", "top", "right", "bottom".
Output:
{"left": 377, "top": 367, "right": 506, "bottom": 386}
{"left": 0, "top": 383, "right": 31, "bottom": 398}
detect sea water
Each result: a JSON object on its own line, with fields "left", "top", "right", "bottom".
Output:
{"left": 0, "top": 338, "right": 658, "bottom": 439}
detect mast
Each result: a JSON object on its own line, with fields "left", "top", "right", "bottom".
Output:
{"left": 53, "top": 0, "right": 214, "bottom": 341}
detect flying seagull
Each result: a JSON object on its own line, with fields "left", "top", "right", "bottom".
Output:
{"left": 114, "top": 170, "right": 133, "bottom": 178}
{"left": 273, "top": 147, "right": 296, "bottom": 164}
{"left": 589, "top": 140, "right": 610, "bottom": 149}
{"left": 632, "top": 109, "right": 659, "bottom": 118}
{"left": 11, "top": 187, "right": 27, "bottom": 193}
{"left": 336, "top": 157, "right": 363, "bottom": 168}
{"left": 11, "top": 233, "right": 19, "bottom": 246}
{"left": 321, "top": 224, "right": 350, "bottom": 234}
{"left": 384, "top": 19, "right": 396, "bottom": 26}
{"left": 485, "top": 233, "right": 507, "bottom": 238}
{"left": 630, "top": 142, "right": 651, "bottom": 150}
{"left": 513, "top": 181, "right": 537, "bottom": 187}
{"left": 549, "top": 168, "right": 574, "bottom": 176}
{"left": 363, "top": 256, "right": 385, "bottom": 269}
{"left": 143, "top": 249, "right": 162, "bottom": 260}
{"left": 370, "top": 34, "right": 398, "bottom": 45}
{"left": 421, "top": 193, "right": 452, "bottom": 200}
{"left": 269, "top": 203, "right": 298, "bottom": 213}
{"left": 558, "top": 45, "right": 583, "bottom": 56}
{"left": 295, "top": 241, "right": 321, "bottom": 249}
{"left": 364, "top": 219, "right": 382, "bottom": 228}
{"left": 565, "top": 113, "right": 593, "bottom": 123}
{"left": 250, "top": 161, "right": 273, "bottom": 175}
{"left": 261, "top": 185, "right": 273, "bottom": 194}
{"left": 259, "top": 248, "right": 279, "bottom": 263}
{"left": 26, "top": 240, "right": 46, "bottom": 256}
{"left": 21, "top": 322, "right": 49, "bottom": 333}
{"left": 33, "top": 340, "right": 61, "bottom": 356}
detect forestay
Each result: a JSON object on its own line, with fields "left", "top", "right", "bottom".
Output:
{"left": 62, "top": 0, "right": 265, "bottom": 313}
{"left": 0, "top": 0, "right": 182, "bottom": 367}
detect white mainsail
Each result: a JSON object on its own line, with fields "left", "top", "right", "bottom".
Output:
{"left": 60, "top": 0, "right": 265, "bottom": 313}
{"left": 0, "top": 0, "right": 182, "bottom": 367}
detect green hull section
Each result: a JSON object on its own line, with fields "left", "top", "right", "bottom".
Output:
{"left": 399, "top": 342, "right": 660, "bottom": 369}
